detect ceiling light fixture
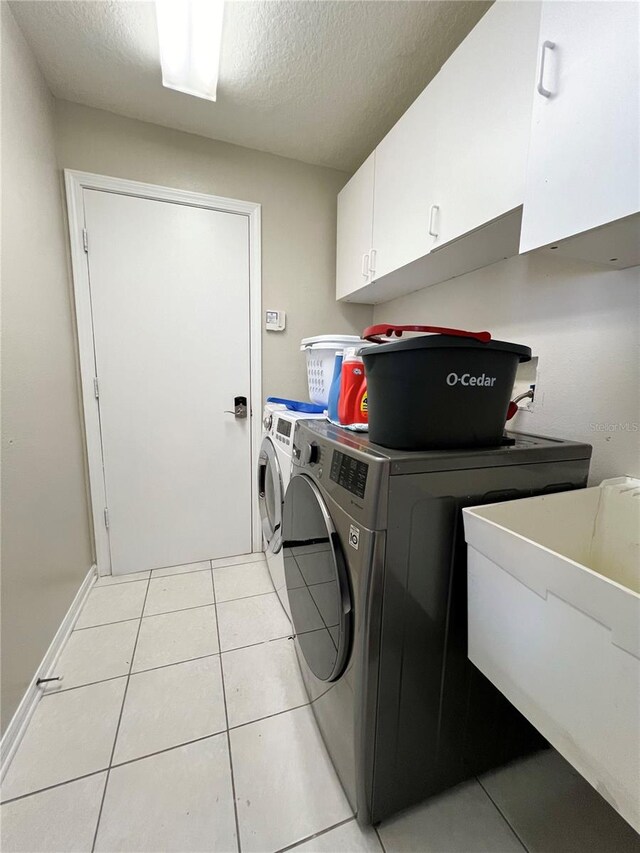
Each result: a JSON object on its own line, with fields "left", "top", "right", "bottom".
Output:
{"left": 156, "top": 0, "right": 225, "bottom": 102}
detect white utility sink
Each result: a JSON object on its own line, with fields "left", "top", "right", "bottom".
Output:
{"left": 463, "top": 478, "right": 640, "bottom": 834}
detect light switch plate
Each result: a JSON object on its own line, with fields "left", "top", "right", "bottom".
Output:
{"left": 265, "top": 310, "right": 286, "bottom": 332}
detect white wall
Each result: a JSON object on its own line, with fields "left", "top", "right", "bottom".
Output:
{"left": 0, "top": 48, "right": 373, "bottom": 726}
{"left": 54, "top": 101, "right": 373, "bottom": 402}
{"left": 372, "top": 253, "right": 640, "bottom": 483}
{"left": 1, "top": 5, "right": 93, "bottom": 730}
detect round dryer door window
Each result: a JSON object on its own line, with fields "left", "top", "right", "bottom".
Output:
{"left": 258, "top": 437, "right": 283, "bottom": 549}
{"left": 282, "top": 474, "right": 351, "bottom": 682}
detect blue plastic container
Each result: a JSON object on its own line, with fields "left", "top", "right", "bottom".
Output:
{"left": 266, "top": 397, "right": 325, "bottom": 414}
{"left": 327, "top": 353, "right": 343, "bottom": 423}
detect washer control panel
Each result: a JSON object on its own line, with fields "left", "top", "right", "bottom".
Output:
{"left": 292, "top": 420, "right": 388, "bottom": 531}
{"left": 330, "top": 450, "right": 368, "bottom": 499}
{"left": 274, "top": 416, "right": 292, "bottom": 447}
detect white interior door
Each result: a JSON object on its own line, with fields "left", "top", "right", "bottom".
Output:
{"left": 83, "top": 189, "right": 252, "bottom": 575}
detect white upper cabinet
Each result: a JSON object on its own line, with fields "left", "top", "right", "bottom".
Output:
{"left": 520, "top": 1, "right": 640, "bottom": 254}
{"left": 430, "top": 0, "right": 541, "bottom": 249}
{"left": 371, "top": 75, "right": 444, "bottom": 280}
{"left": 372, "top": 0, "right": 539, "bottom": 277}
{"left": 336, "top": 0, "right": 640, "bottom": 305}
{"left": 336, "top": 152, "right": 375, "bottom": 300}
{"left": 338, "top": 0, "right": 542, "bottom": 303}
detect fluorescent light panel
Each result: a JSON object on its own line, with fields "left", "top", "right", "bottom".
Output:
{"left": 156, "top": 0, "right": 224, "bottom": 102}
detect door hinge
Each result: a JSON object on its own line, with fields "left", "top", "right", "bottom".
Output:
{"left": 82, "top": 228, "right": 88, "bottom": 253}
{"left": 93, "top": 377, "right": 100, "bottom": 399}
{"left": 104, "top": 507, "right": 110, "bottom": 529}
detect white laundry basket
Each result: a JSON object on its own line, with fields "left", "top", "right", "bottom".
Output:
{"left": 301, "top": 335, "right": 365, "bottom": 406}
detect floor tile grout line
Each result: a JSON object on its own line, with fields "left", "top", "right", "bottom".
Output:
{"left": 275, "top": 816, "right": 357, "bottom": 853}
{"left": 90, "top": 573, "right": 153, "bottom": 853}
{"left": 41, "top": 673, "right": 134, "bottom": 697}
{"left": 217, "top": 577, "right": 332, "bottom": 604}
{"left": 150, "top": 557, "right": 266, "bottom": 582}
{"left": 0, "top": 730, "right": 239, "bottom": 808}
{"left": 94, "top": 568, "right": 207, "bottom": 590}
{"left": 227, "top": 697, "right": 311, "bottom": 734}
{"left": 151, "top": 561, "right": 266, "bottom": 581}
{"left": 0, "top": 768, "right": 109, "bottom": 807}
{"left": 73, "top": 616, "right": 143, "bottom": 632}
{"left": 57, "top": 695, "right": 312, "bottom": 776}
{"left": 147, "top": 567, "right": 211, "bottom": 580}
{"left": 291, "top": 575, "right": 338, "bottom": 650}
{"left": 89, "top": 578, "right": 149, "bottom": 589}
{"left": 49, "top": 651, "right": 224, "bottom": 696}
{"left": 37, "top": 635, "right": 296, "bottom": 699}
{"left": 73, "top": 585, "right": 282, "bottom": 633}
{"left": 94, "top": 577, "right": 151, "bottom": 587}
{"left": 41, "top": 654, "right": 302, "bottom": 703}
{"left": 216, "top": 588, "right": 281, "bottom": 605}
{"left": 374, "top": 825, "right": 387, "bottom": 853}
{"left": 95, "top": 556, "right": 266, "bottom": 588}
{"left": 80, "top": 577, "right": 148, "bottom": 601}
{"left": 73, "top": 601, "right": 215, "bottom": 630}
{"left": 131, "top": 651, "right": 220, "bottom": 677}
{"left": 210, "top": 557, "right": 266, "bottom": 572}
{"left": 220, "top": 632, "right": 295, "bottom": 655}
{"left": 211, "top": 567, "right": 243, "bottom": 853}
{"left": 0, "top": 704, "right": 317, "bottom": 810}
{"left": 108, "top": 731, "right": 227, "bottom": 772}
{"left": 289, "top": 548, "right": 331, "bottom": 559}
{"left": 475, "top": 776, "right": 530, "bottom": 853}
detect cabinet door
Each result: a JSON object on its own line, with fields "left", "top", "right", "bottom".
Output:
{"left": 336, "top": 152, "right": 375, "bottom": 300}
{"left": 520, "top": 1, "right": 640, "bottom": 253}
{"left": 431, "top": 1, "right": 541, "bottom": 248}
{"left": 372, "top": 78, "right": 444, "bottom": 280}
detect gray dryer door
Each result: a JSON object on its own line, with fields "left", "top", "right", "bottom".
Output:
{"left": 283, "top": 474, "right": 352, "bottom": 682}
{"left": 257, "top": 436, "right": 283, "bottom": 551}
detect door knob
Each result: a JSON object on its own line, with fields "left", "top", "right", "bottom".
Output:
{"left": 225, "top": 396, "right": 248, "bottom": 419}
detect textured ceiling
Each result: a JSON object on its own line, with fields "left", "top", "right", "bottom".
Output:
{"left": 10, "top": 0, "right": 491, "bottom": 171}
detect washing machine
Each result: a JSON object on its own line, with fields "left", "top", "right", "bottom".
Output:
{"left": 282, "top": 419, "right": 592, "bottom": 825}
{"left": 258, "top": 405, "right": 322, "bottom": 619}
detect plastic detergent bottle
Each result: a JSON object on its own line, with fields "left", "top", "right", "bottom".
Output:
{"left": 327, "top": 352, "right": 344, "bottom": 423}
{"left": 338, "top": 348, "right": 368, "bottom": 428}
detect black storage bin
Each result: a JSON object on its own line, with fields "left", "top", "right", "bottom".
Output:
{"left": 361, "top": 333, "right": 531, "bottom": 450}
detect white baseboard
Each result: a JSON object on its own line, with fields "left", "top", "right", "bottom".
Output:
{"left": 0, "top": 565, "right": 97, "bottom": 782}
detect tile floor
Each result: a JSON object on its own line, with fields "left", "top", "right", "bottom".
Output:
{"left": 2, "top": 554, "right": 638, "bottom": 853}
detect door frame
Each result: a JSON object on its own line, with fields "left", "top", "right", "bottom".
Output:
{"left": 64, "top": 169, "right": 262, "bottom": 576}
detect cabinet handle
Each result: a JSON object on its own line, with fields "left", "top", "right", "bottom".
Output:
{"left": 361, "top": 253, "right": 370, "bottom": 277}
{"left": 369, "top": 249, "right": 377, "bottom": 276}
{"left": 428, "top": 205, "right": 439, "bottom": 238}
{"left": 537, "top": 40, "right": 556, "bottom": 98}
